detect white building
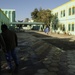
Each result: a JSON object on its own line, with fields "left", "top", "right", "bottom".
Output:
{"left": 0, "top": 9, "right": 9, "bottom": 32}
{"left": 1, "top": 9, "right": 16, "bottom": 22}
{"left": 52, "top": 0, "right": 75, "bottom": 35}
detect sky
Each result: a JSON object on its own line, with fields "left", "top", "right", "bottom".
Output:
{"left": 0, "top": 0, "right": 69, "bottom": 21}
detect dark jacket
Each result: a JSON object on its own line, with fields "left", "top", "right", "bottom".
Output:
{"left": 0, "top": 34, "right": 6, "bottom": 52}
{"left": 1, "top": 29, "right": 18, "bottom": 51}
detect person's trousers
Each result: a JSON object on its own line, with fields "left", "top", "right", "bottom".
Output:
{"left": 0, "top": 53, "right": 1, "bottom": 74}
{"left": 5, "top": 50, "right": 19, "bottom": 69}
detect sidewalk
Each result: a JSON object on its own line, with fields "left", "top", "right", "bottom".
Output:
{"left": 34, "top": 31, "right": 75, "bottom": 41}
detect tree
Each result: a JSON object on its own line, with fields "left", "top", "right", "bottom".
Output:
{"left": 31, "top": 8, "right": 39, "bottom": 21}
{"left": 24, "top": 18, "right": 30, "bottom": 22}
{"left": 51, "top": 15, "right": 59, "bottom": 30}
{"left": 31, "top": 8, "right": 52, "bottom": 26}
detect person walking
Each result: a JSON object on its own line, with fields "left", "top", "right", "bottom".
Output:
{"left": 0, "top": 34, "right": 6, "bottom": 74}
{"left": 1, "top": 24, "right": 19, "bottom": 73}
{"left": 44, "top": 26, "right": 49, "bottom": 34}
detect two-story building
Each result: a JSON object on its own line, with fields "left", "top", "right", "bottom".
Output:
{"left": 52, "top": 0, "right": 75, "bottom": 35}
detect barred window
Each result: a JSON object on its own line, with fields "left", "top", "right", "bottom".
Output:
{"left": 72, "top": 24, "right": 74, "bottom": 31}
{"left": 72, "top": 7, "right": 75, "bottom": 15}
{"left": 68, "top": 24, "right": 70, "bottom": 31}
{"left": 63, "top": 10, "right": 65, "bottom": 17}
{"left": 69, "top": 8, "right": 71, "bottom": 15}
{"left": 5, "top": 11, "right": 7, "bottom": 15}
{"left": 61, "top": 11, "right": 62, "bottom": 17}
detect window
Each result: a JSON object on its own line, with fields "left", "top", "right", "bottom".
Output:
{"left": 61, "top": 10, "right": 65, "bottom": 17}
{"left": 72, "top": 7, "right": 75, "bottom": 15}
{"left": 5, "top": 11, "right": 7, "bottom": 15}
{"left": 9, "top": 11, "right": 11, "bottom": 15}
{"left": 63, "top": 10, "right": 65, "bottom": 17}
{"left": 61, "top": 11, "right": 62, "bottom": 17}
{"left": 12, "top": 11, "right": 15, "bottom": 22}
{"left": 9, "top": 11, "right": 11, "bottom": 21}
{"left": 62, "top": 25, "right": 65, "bottom": 31}
{"left": 72, "top": 24, "right": 74, "bottom": 31}
{"left": 55, "top": 12, "right": 58, "bottom": 17}
{"left": 56, "top": 12, "right": 58, "bottom": 17}
{"left": 68, "top": 24, "right": 70, "bottom": 31}
{"left": 69, "top": 8, "right": 71, "bottom": 15}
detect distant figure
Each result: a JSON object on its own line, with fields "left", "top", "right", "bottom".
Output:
{"left": 44, "top": 26, "right": 50, "bottom": 34}
{"left": 0, "top": 34, "right": 6, "bottom": 74}
{"left": 1, "top": 24, "right": 19, "bottom": 73}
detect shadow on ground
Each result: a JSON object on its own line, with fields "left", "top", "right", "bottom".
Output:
{"left": 1, "top": 31, "right": 75, "bottom": 75}
{"left": 27, "top": 31, "right": 75, "bottom": 50}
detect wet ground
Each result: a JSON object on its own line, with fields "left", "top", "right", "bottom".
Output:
{"left": 1, "top": 30, "right": 75, "bottom": 75}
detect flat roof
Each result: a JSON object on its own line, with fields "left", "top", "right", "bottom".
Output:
{"left": 10, "top": 22, "right": 44, "bottom": 25}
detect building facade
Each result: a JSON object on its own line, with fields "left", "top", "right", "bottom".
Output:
{"left": 1, "top": 9, "right": 16, "bottom": 22}
{"left": 52, "top": 0, "right": 75, "bottom": 35}
{"left": 0, "top": 9, "right": 9, "bottom": 33}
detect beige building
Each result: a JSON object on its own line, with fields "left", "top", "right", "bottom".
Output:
{"left": 52, "top": 0, "right": 75, "bottom": 35}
